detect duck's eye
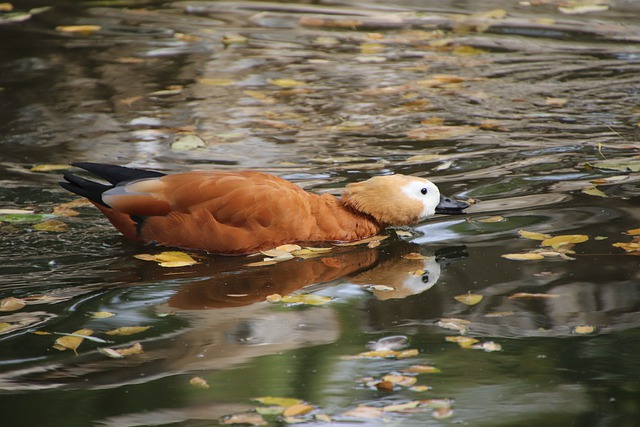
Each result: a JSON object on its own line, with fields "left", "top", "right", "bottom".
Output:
{"left": 420, "top": 188, "right": 428, "bottom": 195}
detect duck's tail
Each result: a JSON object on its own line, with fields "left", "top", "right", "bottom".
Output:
{"left": 60, "top": 162, "right": 165, "bottom": 207}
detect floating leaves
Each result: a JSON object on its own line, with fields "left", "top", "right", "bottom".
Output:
{"left": 343, "top": 348, "right": 419, "bottom": 360}
{"left": 53, "top": 328, "right": 93, "bottom": 354}
{"left": 189, "top": 376, "right": 210, "bottom": 389}
{"left": 105, "top": 326, "right": 151, "bottom": 336}
{"left": 612, "top": 228, "right": 640, "bottom": 255}
{"left": 99, "top": 342, "right": 144, "bottom": 358}
{"left": 501, "top": 253, "right": 545, "bottom": 261}
{"left": 30, "top": 164, "right": 70, "bottom": 172}
{"left": 573, "top": 325, "right": 596, "bottom": 334}
{"left": 0, "top": 297, "right": 25, "bottom": 312}
{"left": 454, "top": 293, "right": 483, "bottom": 306}
{"left": 134, "top": 251, "right": 198, "bottom": 267}
{"left": 503, "top": 230, "right": 589, "bottom": 261}
{"left": 55, "top": 25, "right": 101, "bottom": 35}
{"left": 518, "top": 229, "right": 552, "bottom": 240}
{"left": 541, "top": 234, "right": 589, "bottom": 249}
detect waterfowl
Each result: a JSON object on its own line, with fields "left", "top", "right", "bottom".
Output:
{"left": 60, "top": 163, "right": 468, "bottom": 255}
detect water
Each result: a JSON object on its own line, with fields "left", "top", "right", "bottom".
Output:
{"left": 1, "top": 1, "right": 639, "bottom": 426}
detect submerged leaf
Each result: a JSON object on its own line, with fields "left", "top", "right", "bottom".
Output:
{"left": 55, "top": 25, "right": 101, "bottom": 35}
{"left": 89, "top": 311, "right": 115, "bottom": 319}
{"left": 573, "top": 325, "right": 596, "bottom": 334}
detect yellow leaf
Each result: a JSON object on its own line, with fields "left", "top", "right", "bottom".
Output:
{"left": 134, "top": 251, "right": 197, "bottom": 267}
{"left": 0, "top": 297, "right": 26, "bottom": 312}
{"left": 445, "top": 335, "right": 478, "bottom": 348}
{"left": 582, "top": 186, "right": 608, "bottom": 197}
{"left": 541, "top": 234, "right": 589, "bottom": 249}
{"left": 454, "top": 293, "right": 483, "bottom": 305}
{"left": 53, "top": 328, "right": 93, "bottom": 353}
{"left": 221, "top": 33, "right": 248, "bottom": 45}
{"left": 508, "top": 292, "right": 560, "bottom": 299}
{"left": 404, "top": 364, "right": 441, "bottom": 374}
{"left": 90, "top": 311, "right": 115, "bottom": 319}
{"left": 266, "top": 293, "right": 282, "bottom": 302}
{"left": 198, "top": 78, "right": 235, "bottom": 86}
{"left": 382, "top": 375, "right": 417, "bottom": 387}
{"left": 436, "top": 318, "right": 470, "bottom": 334}
{"left": 453, "top": 45, "right": 487, "bottom": 56}
{"left": 343, "top": 405, "right": 383, "bottom": 419}
{"left": 116, "top": 342, "right": 144, "bottom": 356}
{"left": 612, "top": 242, "right": 640, "bottom": 253}
{"left": 98, "top": 347, "right": 124, "bottom": 358}
{"left": 476, "top": 216, "right": 505, "bottom": 223}
{"left": 0, "top": 3, "right": 14, "bottom": 12}
{"left": 190, "top": 376, "right": 210, "bottom": 389}
{"left": 402, "top": 252, "right": 428, "bottom": 260}
{"left": 573, "top": 325, "right": 595, "bottom": 334}
{"left": 267, "top": 78, "right": 306, "bottom": 88}
{"left": 406, "top": 125, "right": 478, "bottom": 141}
{"left": 33, "top": 219, "right": 68, "bottom": 232}
{"left": 222, "top": 413, "right": 267, "bottom": 426}
{"left": 383, "top": 400, "right": 421, "bottom": 412}
{"left": 501, "top": 253, "right": 545, "bottom": 261}
{"left": 624, "top": 228, "right": 640, "bottom": 236}
{"left": 518, "top": 229, "right": 552, "bottom": 240}
{"left": 30, "top": 164, "right": 70, "bottom": 172}
{"left": 105, "top": 326, "right": 151, "bottom": 336}
{"left": 253, "top": 397, "right": 302, "bottom": 408}
{"left": 345, "top": 348, "right": 418, "bottom": 359}
{"left": 545, "top": 97, "right": 568, "bottom": 107}
{"left": 283, "top": 403, "right": 314, "bottom": 417}
{"left": 280, "top": 294, "right": 333, "bottom": 306}
{"left": 410, "top": 385, "right": 431, "bottom": 392}
{"left": 55, "top": 25, "right": 101, "bottom": 35}
{"left": 0, "top": 322, "right": 13, "bottom": 333}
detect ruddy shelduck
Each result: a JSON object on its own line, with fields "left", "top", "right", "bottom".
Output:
{"left": 60, "top": 163, "right": 468, "bottom": 255}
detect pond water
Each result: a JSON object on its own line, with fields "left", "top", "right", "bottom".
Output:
{"left": 1, "top": 0, "right": 639, "bottom": 426}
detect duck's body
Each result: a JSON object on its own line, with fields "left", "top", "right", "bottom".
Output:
{"left": 61, "top": 163, "right": 467, "bottom": 255}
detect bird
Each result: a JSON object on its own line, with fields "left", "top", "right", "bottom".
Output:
{"left": 60, "top": 162, "right": 468, "bottom": 255}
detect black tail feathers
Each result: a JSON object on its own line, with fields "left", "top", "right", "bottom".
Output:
{"left": 60, "top": 162, "right": 165, "bottom": 206}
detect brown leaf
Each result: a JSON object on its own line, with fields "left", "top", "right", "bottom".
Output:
{"left": 53, "top": 328, "right": 93, "bottom": 354}
{"left": 282, "top": 403, "right": 313, "bottom": 417}
{"left": 0, "top": 297, "right": 26, "bottom": 312}
{"left": 454, "top": 293, "right": 483, "bottom": 305}
{"left": 105, "top": 326, "right": 151, "bottom": 336}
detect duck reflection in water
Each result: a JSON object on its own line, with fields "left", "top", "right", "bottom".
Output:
{"left": 154, "top": 238, "right": 468, "bottom": 310}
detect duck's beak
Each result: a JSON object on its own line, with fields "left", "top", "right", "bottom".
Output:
{"left": 435, "top": 195, "right": 469, "bottom": 215}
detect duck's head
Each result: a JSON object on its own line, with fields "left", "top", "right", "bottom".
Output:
{"left": 343, "top": 174, "right": 468, "bottom": 226}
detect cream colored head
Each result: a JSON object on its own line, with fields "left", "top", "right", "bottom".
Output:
{"left": 342, "top": 175, "right": 442, "bottom": 226}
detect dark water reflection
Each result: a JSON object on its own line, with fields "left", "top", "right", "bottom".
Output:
{"left": 1, "top": 0, "right": 640, "bottom": 426}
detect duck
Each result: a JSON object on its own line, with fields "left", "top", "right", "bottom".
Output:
{"left": 60, "top": 162, "right": 468, "bottom": 255}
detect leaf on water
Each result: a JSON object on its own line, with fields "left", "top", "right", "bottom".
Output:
{"left": 501, "top": 253, "right": 545, "bottom": 261}
{"left": 432, "top": 406, "right": 454, "bottom": 419}
{"left": 261, "top": 244, "right": 302, "bottom": 257}
{"left": 476, "top": 216, "right": 505, "bottom": 223}
{"left": 541, "top": 234, "right": 589, "bottom": 249}
{"left": 221, "top": 412, "right": 267, "bottom": 426}
{"left": 171, "top": 133, "right": 206, "bottom": 151}
{"left": 189, "top": 376, "right": 210, "bottom": 389}
{"left": 436, "top": 318, "right": 470, "bottom": 334}
{"left": 508, "top": 292, "right": 560, "bottom": 299}
{"left": 33, "top": 219, "right": 68, "bottom": 232}
{"left": 573, "top": 325, "right": 596, "bottom": 334}
{"left": 0, "top": 213, "right": 56, "bottom": 224}
{"left": 410, "top": 385, "right": 431, "bottom": 392}
{"left": 589, "top": 158, "right": 640, "bottom": 172}
{"left": 382, "top": 374, "right": 417, "bottom": 387}
{"left": 453, "top": 45, "right": 487, "bottom": 56}
{"left": 267, "top": 78, "right": 306, "bottom": 88}
{"left": 406, "top": 125, "right": 478, "bottom": 141}
{"left": 360, "top": 42, "right": 385, "bottom": 54}
{"left": 198, "top": 78, "right": 235, "bottom": 86}
{"left": 253, "top": 397, "right": 303, "bottom": 408}
{"left": 454, "top": 293, "right": 483, "bottom": 305}
{"left": 315, "top": 414, "right": 332, "bottom": 422}
{"left": 0, "top": 297, "right": 26, "bottom": 312}
{"left": 134, "top": 251, "right": 197, "bottom": 267}
{"left": 53, "top": 328, "right": 93, "bottom": 353}
{"left": 55, "top": 25, "right": 101, "bottom": 35}
{"left": 545, "top": 97, "right": 568, "bottom": 107}
{"left": 52, "top": 199, "right": 91, "bottom": 216}
{"left": 342, "top": 405, "right": 383, "bottom": 419}
{"left": 471, "top": 341, "right": 502, "bottom": 352}
{"left": 558, "top": 4, "right": 609, "bottom": 14}
{"left": 344, "top": 348, "right": 418, "bottom": 360}
{"left": 280, "top": 294, "right": 333, "bottom": 306}
{"left": 582, "top": 186, "right": 608, "bottom": 197}
{"left": 484, "top": 311, "right": 514, "bottom": 318}
{"left": 221, "top": 33, "right": 248, "bottom": 45}
{"left": 404, "top": 364, "right": 441, "bottom": 374}
{"left": 116, "top": 342, "right": 144, "bottom": 356}
{"left": 89, "top": 311, "right": 115, "bottom": 319}
{"left": 402, "top": 252, "right": 428, "bottom": 260}
{"left": 334, "top": 235, "right": 388, "bottom": 246}
{"left": 363, "top": 284, "right": 395, "bottom": 292}
{"left": 30, "top": 164, "right": 70, "bottom": 172}
{"left": 405, "top": 154, "right": 445, "bottom": 163}
{"left": 383, "top": 400, "right": 422, "bottom": 413}
{"left": 518, "top": 229, "right": 552, "bottom": 240}
{"left": 105, "top": 326, "right": 151, "bottom": 336}
{"left": 625, "top": 228, "right": 640, "bottom": 236}
{"left": 612, "top": 242, "right": 640, "bottom": 253}
{"left": 282, "top": 403, "right": 313, "bottom": 417}
{"left": 0, "top": 209, "right": 34, "bottom": 215}
{"left": 98, "top": 347, "right": 124, "bottom": 359}
{"left": 0, "top": 3, "right": 14, "bottom": 11}
{"left": 445, "top": 335, "right": 479, "bottom": 349}
{"left": 255, "top": 406, "right": 284, "bottom": 416}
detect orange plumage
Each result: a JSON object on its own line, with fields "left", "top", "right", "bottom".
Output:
{"left": 60, "top": 163, "right": 467, "bottom": 255}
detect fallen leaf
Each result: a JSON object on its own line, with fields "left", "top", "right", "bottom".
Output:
{"left": 375, "top": 380, "right": 394, "bottom": 392}
{"left": 33, "top": 219, "right": 68, "bottom": 232}
{"left": 625, "top": 228, "right": 640, "bottom": 236}
{"left": 501, "top": 253, "right": 545, "bottom": 261}
{"left": 402, "top": 252, "right": 428, "bottom": 260}
{"left": 541, "top": 234, "right": 589, "bottom": 249}
{"left": 573, "top": 325, "right": 596, "bottom": 334}
{"left": 476, "top": 216, "right": 505, "bottom": 223}
{"left": 190, "top": 376, "right": 210, "bottom": 389}
{"left": 198, "top": 78, "right": 235, "bottom": 86}
{"left": 436, "top": 318, "right": 470, "bottom": 334}
{"left": 382, "top": 375, "right": 417, "bottom": 387}
{"left": 105, "top": 326, "right": 151, "bottom": 336}
{"left": 53, "top": 328, "right": 93, "bottom": 354}
{"left": 255, "top": 406, "right": 284, "bottom": 416}
{"left": 582, "top": 186, "right": 607, "bottom": 197}
{"left": 403, "top": 364, "right": 441, "bottom": 374}
{"left": 265, "top": 293, "right": 282, "bottom": 302}
{"left": 345, "top": 348, "right": 418, "bottom": 359}
{"left": 432, "top": 406, "right": 453, "bottom": 419}
{"left": 454, "top": 293, "right": 483, "bottom": 305}
{"left": 335, "top": 235, "right": 388, "bottom": 246}
{"left": 518, "top": 229, "right": 552, "bottom": 240}
{"left": 253, "top": 397, "right": 302, "bottom": 408}
{"left": 383, "top": 400, "right": 421, "bottom": 412}
{"left": 589, "top": 158, "right": 640, "bottom": 173}
{"left": 283, "top": 403, "right": 313, "bottom": 417}
{"left": 171, "top": 133, "right": 206, "bottom": 151}
{"left": 558, "top": 4, "right": 608, "bottom": 14}
{"left": 343, "top": 405, "right": 383, "bottom": 419}
{"left": 545, "top": 97, "right": 568, "bottom": 107}
{"left": 89, "top": 311, "right": 115, "bottom": 319}
{"left": 55, "top": 25, "right": 101, "bottom": 35}
{"left": 0, "top": 297, "right": 26, "bottom": 312}
{"left": 445, "top": 335, "right": 479, "bottom": 348}
{"left": 471, "top": 341, "right": 502, "bottom": 352}
{"left": 134, "top": 251, "right": 198, "bottom": 267}
{"left": 30, "top": 164, "right": 70, "bottom": 172}
{"left": 612, "top": 242, "right": 640, "bottom": 253}
{"left": 222, "top": 412, "right": 267, "bottom": 426}
{"left": 508, "top": 292, "right": 560, "bottom": 299}
{"left": 280, "top": 294, "right": 333, "bottom": 306}
{"left": 406, "top": 125, "right": 478, "bottom": 141}
{"left": 0, "top": 209, "right": 34, "bottom": 215}
{"left": 484, "top": 311, "right": 514, "bottom": 318}
{"left": 410, "top": 385, "right": 431, "bottom": 392}
{"left": 98, "top": 347, "right": 124, "bottom": 359}
{"left": 314, "top": 414, "right": 332, "bottom": 422}
{"left": 0, "top": 213, "right": 56, "bottom": 224}
{"left": 267, "top": 78, "right": 306, "bottom": 88}
{"left": 221, "top": 33, "right": 248, "bottom": 45}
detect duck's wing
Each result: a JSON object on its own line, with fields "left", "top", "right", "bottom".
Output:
{"left": 100, "top": 171, "right": 318, "bottom": 253}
